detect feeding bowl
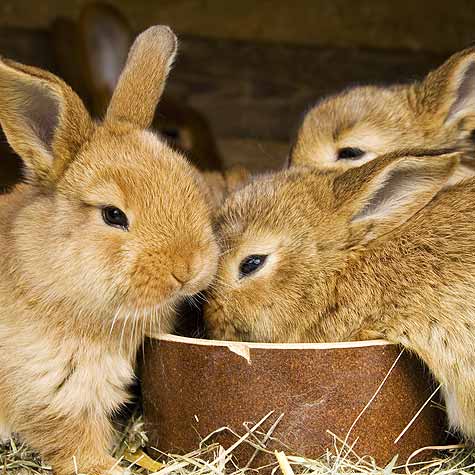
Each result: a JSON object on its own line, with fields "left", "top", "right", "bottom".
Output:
{"left": 140, "top": 335, "right": 445, "bottom": 466}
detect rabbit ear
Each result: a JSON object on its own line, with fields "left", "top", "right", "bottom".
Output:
{"left": 334, "top": 149, "right": 460, "bottom": 244}
{"left": 105, "top": 25, "right": 177, "bottom": 130}
{"left": 420, "top": 48, "right": 475, "bottom": 126}
{"left": 79, "top": 3, "right": 132, "bottom": 116}
{"left": 0, "top": 58, "right": 93, "bottom": 186}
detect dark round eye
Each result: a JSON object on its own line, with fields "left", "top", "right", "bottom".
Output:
{"left": 102, "top": 206, "right": 128, "bottom": 230}
{"left": 239, "top": 255, "right": 268, "bottom": 279}
{"left": 337, "top": 147, "right": 365, "bottom": 160}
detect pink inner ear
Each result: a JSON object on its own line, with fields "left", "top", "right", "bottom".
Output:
{"left": 21, "top": 81, "right": 60, "bottom": 153}
{"left": 352, "top": 167, "right": 412, "bottom": 222}
{"left": 447, "top": 60, "right": 475, "bottom": 122}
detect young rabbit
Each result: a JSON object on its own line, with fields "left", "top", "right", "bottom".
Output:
{"left": 289, "top": 48, "right": 475, "bottom": 184}
{"left": 0, "top": 25, "right": 218, "bottom": 475}
{"left": 204, "top": 148, "right": 475, "bottom": 440}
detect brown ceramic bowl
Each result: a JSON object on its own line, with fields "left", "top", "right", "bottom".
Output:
{"left": 141, "top": 335, "right": 446, "bottom": 467}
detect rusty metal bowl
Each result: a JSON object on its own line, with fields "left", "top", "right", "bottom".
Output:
{"left": 140, "top": 335, "right": 446, "bottom": 467}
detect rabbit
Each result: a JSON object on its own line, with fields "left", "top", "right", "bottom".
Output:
{"left": 288, "top": 47, "right": 475, "bottom": 185}
{"left": 203, "top": 147, "right": 475, "bottom": 440}
{"left": 0, "top": 25, "right": 219, "bottom": 475}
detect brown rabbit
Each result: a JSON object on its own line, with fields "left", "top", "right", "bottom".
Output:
{"left": 203, "top": 149, "right": 475, "bottom": 440}
{"left": 0, "top": 26, "right": 218, "bottom": 475}
{"left": 289, "top": 48, "right": 475, "bottom": 184}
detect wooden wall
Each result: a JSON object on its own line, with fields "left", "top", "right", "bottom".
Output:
{"left": 1, "top": 0, "right": 473, "bottom": 52}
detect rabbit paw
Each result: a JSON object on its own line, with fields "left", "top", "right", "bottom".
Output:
{"left": 0, "top": 422, "right": 12, "bottom": 444}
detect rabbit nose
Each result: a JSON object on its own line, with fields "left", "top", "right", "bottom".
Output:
{"left": 170, "top": 272, "right": 185, "bottom": 287}
{"left": 171, "top": 260, "right": 195, "bottom": 288}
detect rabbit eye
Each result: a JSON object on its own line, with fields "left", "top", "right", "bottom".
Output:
{"left": 102, "top": 206, "right": 128, "bottom": 230}
{"left": 337, "top": 147, "right": 365, "bottom": 160}
{"left": 239, "top": 255, "right": 268, "bottom": 279}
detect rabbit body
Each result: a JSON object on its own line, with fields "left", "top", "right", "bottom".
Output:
{"left": 0, "top": 26, "right": 218, "bottom": 474}
{"left": 204, "top": 150, "right": 475, "bottom": 439}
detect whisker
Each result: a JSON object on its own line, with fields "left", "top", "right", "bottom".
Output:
{"left": 109, "top": 305, "right": 122, "bottom": 337}
{"left": 119, "top": 312, "right": 131, "bottom": 352}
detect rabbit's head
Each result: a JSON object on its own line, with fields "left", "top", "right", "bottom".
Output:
{"left": 0, "top": 26, "right": 218, "bottom": 329}
{"left": 289, "top": 48, "right": 475, "bottom": 174}
{"left": 204, "top": 150, "right": 459, "bottom": 343}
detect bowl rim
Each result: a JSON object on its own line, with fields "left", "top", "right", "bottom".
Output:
{"left": 156, "top": 333, "right": 393, "bottom": 350}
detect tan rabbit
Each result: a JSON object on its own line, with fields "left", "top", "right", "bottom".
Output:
{"left": 0, "top": 25, "right": 218, "bottom": 475}
{"left": 203, "top": 148, "right": 475, "bottom": 440}
{"left": 201, "top": 166, "right": 252, "bottom": 209}
{"left": 289, "top": 48, "right": 475, "bottom": 184}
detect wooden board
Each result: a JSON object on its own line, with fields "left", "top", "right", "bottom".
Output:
{"left": 167, "top": 36, "right": 446, "bottom": 142}
{"left": 0, "top": 0, "right": 473, "bottom": 53}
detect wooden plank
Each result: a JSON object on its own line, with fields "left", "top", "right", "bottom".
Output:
{"left": 0, "top": 28, "right": 53, "bottom": 69}
{"left": 167, "top": 36, "right": 447, "bottom": 142}
{"left": 0, "top": 28, "right": 449, "bottom": 144}
{"left": 0, "top": 0, "right": 473, "bottom": 53}
{"left": 217, "top": 138, "right": 288, "bottom": 173}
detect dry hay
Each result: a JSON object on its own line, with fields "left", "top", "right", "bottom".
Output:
{"left": 1, "top": 351, "right": 472, "bottom": 474}
{"left": 1, "top": 408, "right": 475, "bottom": 475}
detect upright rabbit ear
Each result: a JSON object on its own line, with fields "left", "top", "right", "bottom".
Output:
{"left": 105, "top": 26, "right": 177, "bottom": 130}
{"left": 419, "top": 48, "right": 475, "bottom": 127}
{"left": 79, "top": 2, "right": 133, "bottom": 116}
{"left": 0, "top": 59, "right": 93, "bottom": 186}
{"left": 334, "top": 149, "right": 460, "bottom": 245}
